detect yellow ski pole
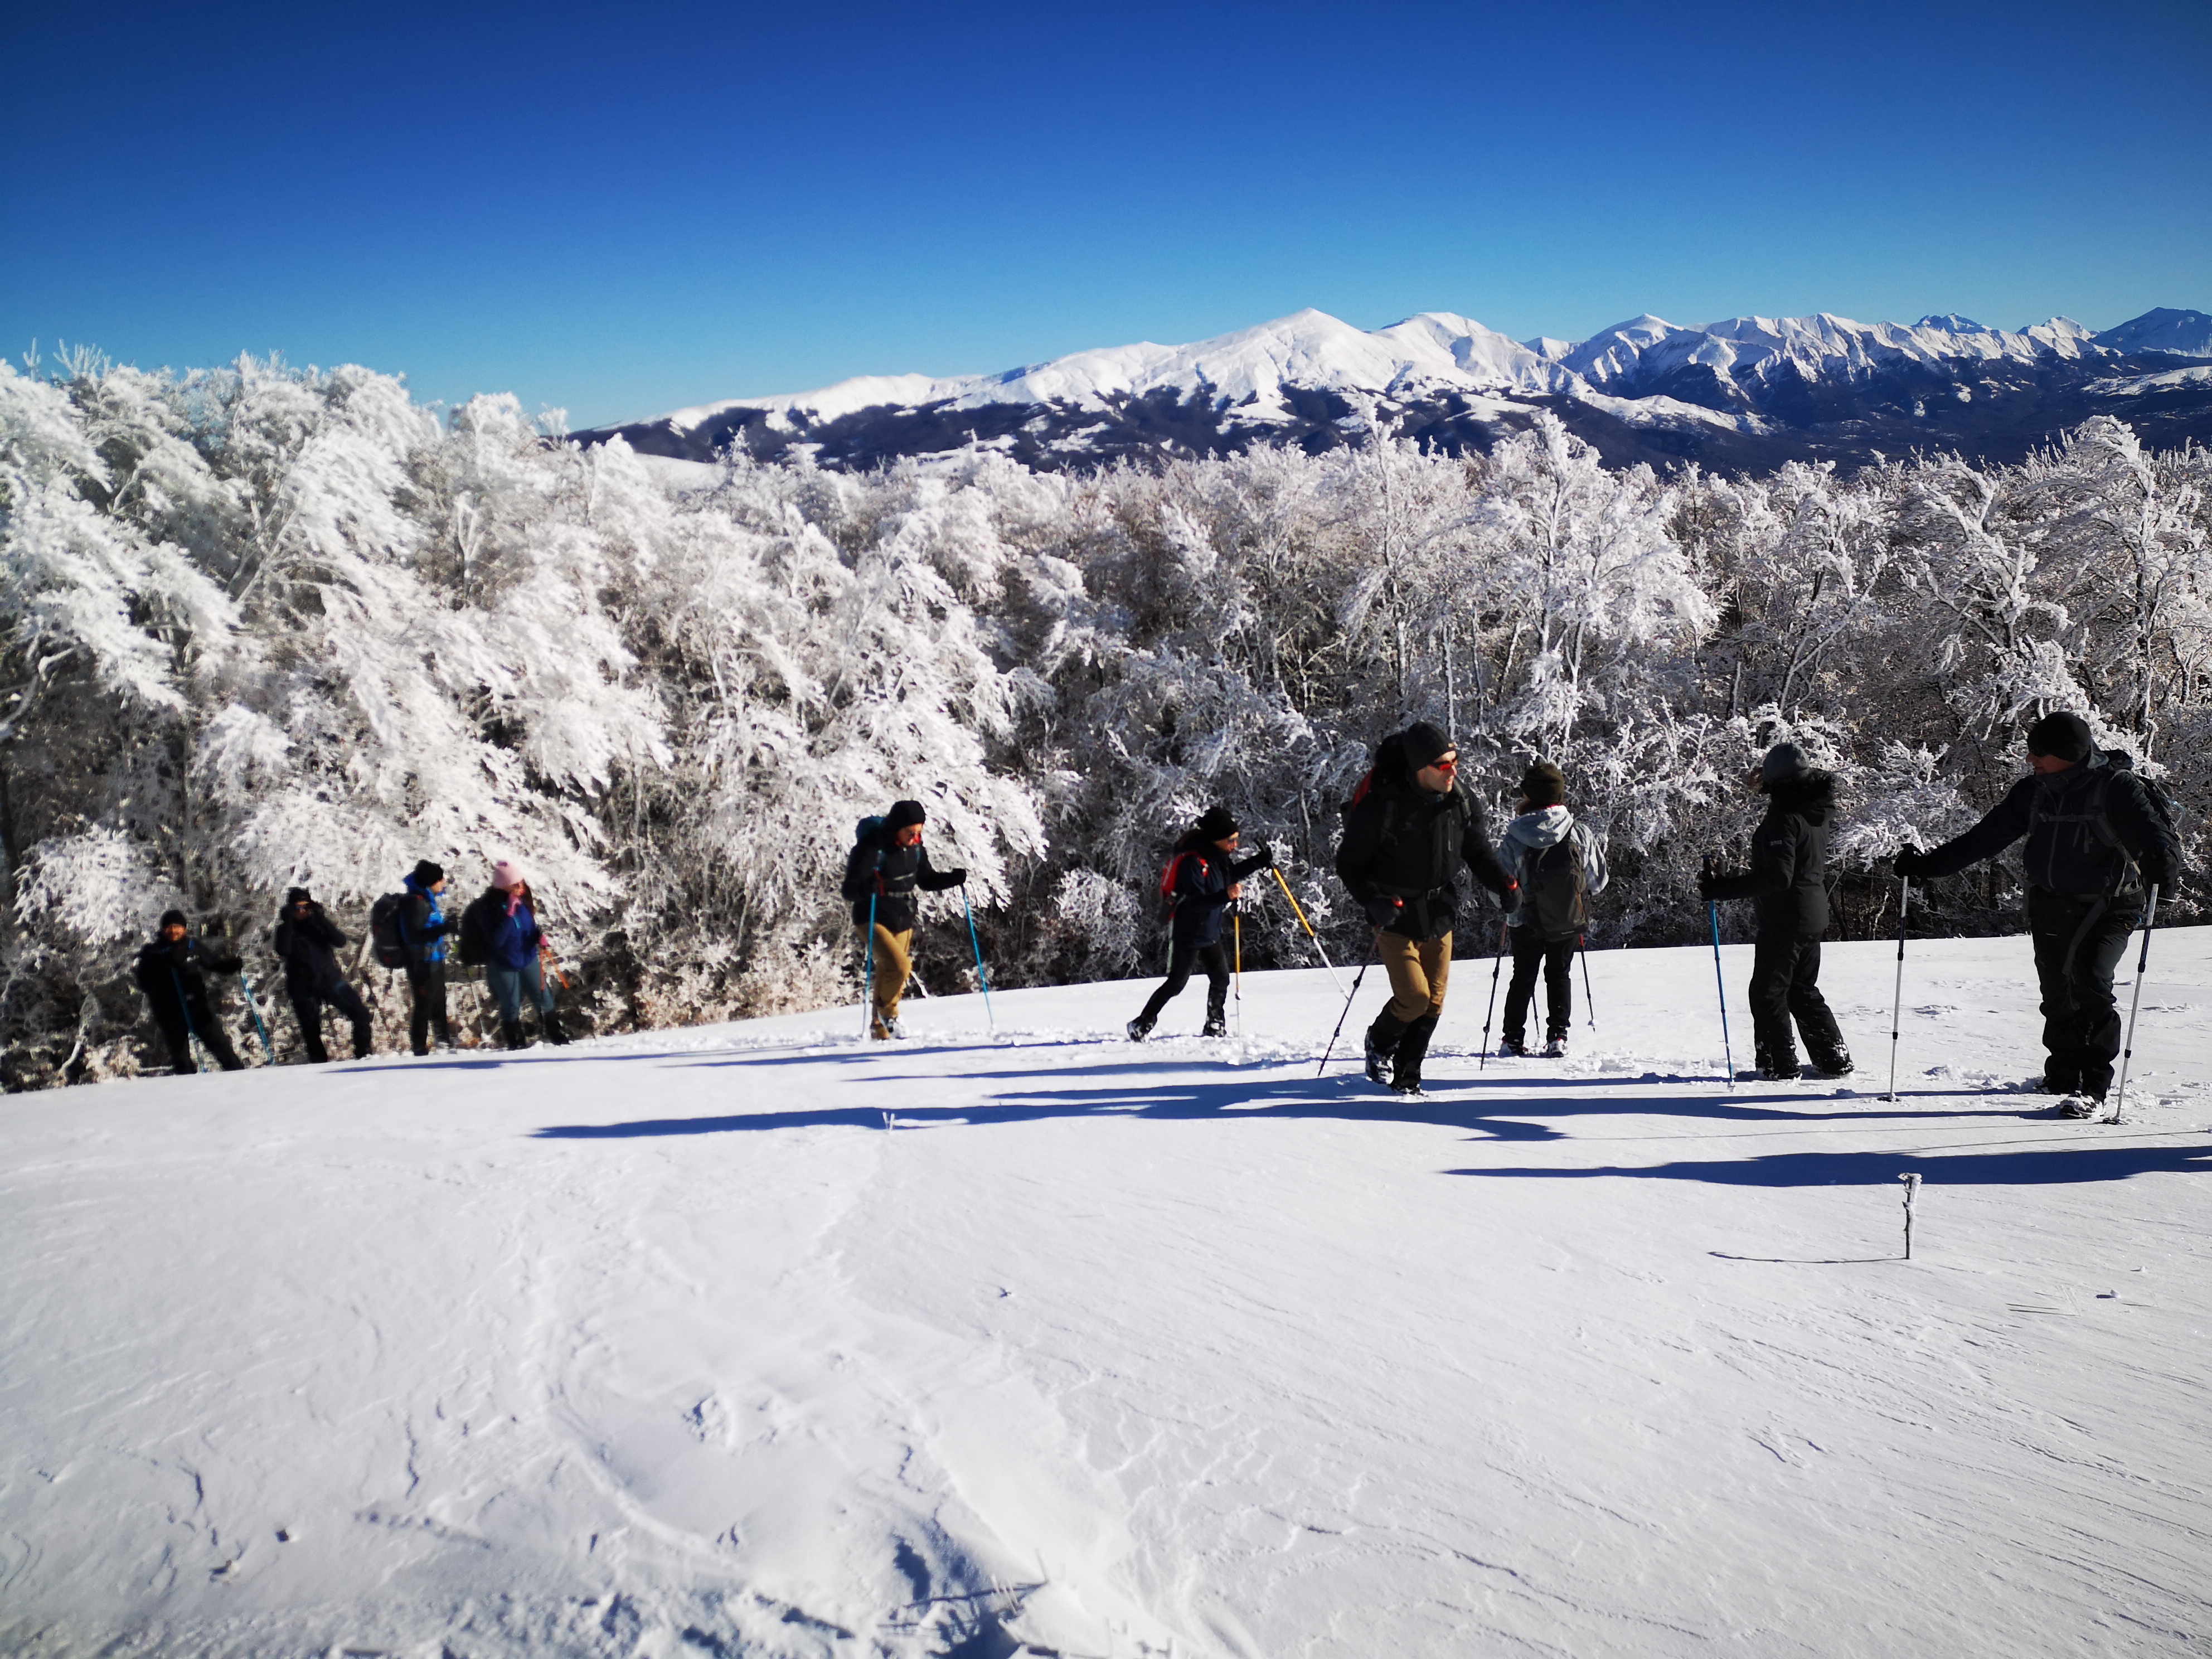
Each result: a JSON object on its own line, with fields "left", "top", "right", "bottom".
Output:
{"left": 1270, "top": 866, "right": 1345, "bottom": 991}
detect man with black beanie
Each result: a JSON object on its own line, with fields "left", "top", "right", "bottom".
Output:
{"left": 400, "top": 859, "right": 458, "bottom": 1055}
{"left": 1128, "top": 806, "right": 1275, "bottom": 1040}
{"left": 273, "top": 887, "right": 374, "bottom": 1062}
{"left": 1335, "top": 721, "right": 1520, "bottom": 1094}
{"left": 841, "top": 799, "right": 966, "bottom": 1039}
{"left": 133, "top": 909, "right": 246, "bottom": 1074}
{"left": 1895, "top": 711, "right": 2180, "bottom": 1116}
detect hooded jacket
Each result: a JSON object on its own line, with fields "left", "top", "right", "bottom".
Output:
{"left": 272, "top": 904, "right": 350, "bottom": 996}
{"left": 1335, "top": 735, "right": 1517, "bottom": 940}
{"left": 1704, "top": 772, "right": 1837, "bottom": 938}
{"left": 842, "top": 826, "right": 962, "bottom": 932}
{"left": 1909, "top": 752, "right": 2179, "bottom": 898}
{"left": 133, "top": 933, "right": 243, "bottom": 1023}
{"left": 1162, "top": 834, "right": 1273, "bottom": 948}
{"left": 1499, "top": 806, "right": 1610, "bottom": 935}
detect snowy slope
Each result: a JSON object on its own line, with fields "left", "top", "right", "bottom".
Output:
{"left": 6, "top": 931, "right": 2211, "bottom": 1657}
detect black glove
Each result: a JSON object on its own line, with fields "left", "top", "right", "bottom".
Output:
{"left": 1362, "top": 895, "right": 1404, "bottom": 928}
{"left": 1498, "top": 881, "right": 1521, "bottom": 915}
{"left": 1893, "top": 847, "right": 1932, "bottom": 880}
{"left": 943, "top": 867, "right": 968, "bottom": 886}
{"left": 1696, "top": 870, "right": 1719, "bottom": 901}
{"left": 1253, "top": 843, "right": 1277, "bottom": 870}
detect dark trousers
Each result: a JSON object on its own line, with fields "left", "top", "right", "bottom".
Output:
{"left": 154, "top": 997, "right": 243, "bottom": 1074}
{"left": 290, "top": 979, "right": 373, "bottom": 1063}
{"left": 1503, "top": 929, "right": 1576, "bottom": 1045}
{"left": 1136, "top": 940, "right": 1230, "bottom": 1030}
{"left": 1748, "top": 935, "right": 1847, "bottom": 1073}
{"left": 406, "top": 963, "right": 452, "bottom": 1055}
{"left": 2029, "top": 889, "right": 2140, "bottom": 1097}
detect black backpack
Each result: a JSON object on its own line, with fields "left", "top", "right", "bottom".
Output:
{"left": 368, "top": 893, "right": 409, "bottom": 969}
{"left": 457, "top": 895, "right": 495, "bottom": 968}
{"left": 1526, "top": 834, "right": 1590, "bottom": 941}
{"left": 2028, "top": 751, "right": 2182, "bottom": 895}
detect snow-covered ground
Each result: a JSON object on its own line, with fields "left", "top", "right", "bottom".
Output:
{"left": 6, "top": 930, "right": 2210, "bottom": 1658}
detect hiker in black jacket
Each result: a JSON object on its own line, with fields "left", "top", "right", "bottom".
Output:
{"left": 272, "top": 887, "right": 373, "bottom": 1063}
{"left": 1894, "top": 711, "right": 2181, "bottom": 1115}
{"left": 133, "top": 909, "right": 246, "bottom": 1074}
{"left": 1335, "top": 721, "right": 1520, "bottom": 1094}
{"left": 840, "top": 799, "right": 966, "bottom": 1039}
{"left": 400, "top": 860, "right": 458, "bottom": 1055}
{"left": 1698, "top": 743, "right": 1851, "bottom": 1081}
{"left": 1127, "top": 806, "right": 1275, "bottom": 1041}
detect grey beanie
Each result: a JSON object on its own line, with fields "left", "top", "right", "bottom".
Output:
{"left": 1760, "top": 743, "right": 1808, "bottom": 785}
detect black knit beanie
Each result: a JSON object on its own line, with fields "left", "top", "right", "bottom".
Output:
{"left": 412, "top": 859, "right": 446, "bottom": 886}
{"left": 159, "top": 908, "right": 187, "bottom": 929}
{"left": 1520, "top": 760, "right": 1566, "bottom": 807}
{"left": 285, "top": 886, "right": 312, "bottom": 905}
{"left": 2026, "top": 711, "right": 2093, "bottom": 764}
{"left": 1194, "top": 805, "right": 1239, "bottom": 840}
{"left": 884, "top": 799, "right": 928, "bottom": 832}
{"left": 1401, "top": 721, "right": 1453, "bottom": 773}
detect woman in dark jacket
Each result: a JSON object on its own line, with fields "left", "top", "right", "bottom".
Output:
{"left": 1128, "top": 807, "right": 1274, "bottom": 1040}
{"left": 1698, "top": 743, "right": 1851, "bottom": 1080}
{"left": 464, "top": 861, "right": 571, "bottom": 1050}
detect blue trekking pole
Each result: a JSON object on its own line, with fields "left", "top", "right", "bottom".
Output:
{"left": 1703, "top": 855, "right": 1735, "bottom": 1090}
{"left": 859, "top": 890, "right": 878, "bottom": 1040}
{"left": 238, "top": 970, "right": 276, "bottom": 1063}
{"left": 961, "top": 882, "right": 997, "bottom": 1038}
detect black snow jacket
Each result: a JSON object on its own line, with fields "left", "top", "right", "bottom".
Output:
{"left": 1335, "top": 736, "right": 1518, "bottom": 941}
{"left": 842, "top": 828, "right": 962, "bottom": 933}
{"left": 1909, "top": 753, "right": 2180, "bottom": 898}
{"left": 133, "top": 934, "right": 242, "bottom": 1023}
{"left": 1704, "top": 772, "right": 1837, "bottom": 939}
{"left": 1162, "top": 836, "right": 1274, "bottom": 948}
{"left": 271, "top": 904, "right": 350, "bottom": 996}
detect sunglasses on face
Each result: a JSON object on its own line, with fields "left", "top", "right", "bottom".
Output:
{"left": 1429, "top": 754, "right": 1458, "bottom": 772}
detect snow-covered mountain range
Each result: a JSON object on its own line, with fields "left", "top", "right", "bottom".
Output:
{"left": 575, "top": 305, "right": 2212, "bottom": 474}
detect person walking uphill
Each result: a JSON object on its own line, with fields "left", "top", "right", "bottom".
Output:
{"left": 400, "top": 860, "right": 459, "bottom": 1055}
{"left": 1335, "top": 721, "right": 1520, "bottom": 1095}
{"left": 462, "top": 862, "right": 570, "bottom": 1051}
{"left": 1894, "top": 711, "right": 2180, "bottom": 1118}
{"left": 272, "top": 888, "right": 373, "bottom": 1062}
{"left": 1698, "top": 743, "right": 1851, "bottom": 1081}
{"left": 1127, "top": 807, "right": 1275, "bottom": 1041}
{"left": 133, "top": 910, "right": 246, "bottom": 1074}
{"left": 841, "top": 800, "right": 966, "bottom": 1039}
{"left": 1497, "top": 761, "right": 1609, "bottom": 1059}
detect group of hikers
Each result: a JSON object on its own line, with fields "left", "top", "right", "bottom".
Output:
{"left": 132, "top": 859, "right": 570, "bottom": 1073}
{"left": 137, "top": 709, "right": 2180, "bottom": 1117}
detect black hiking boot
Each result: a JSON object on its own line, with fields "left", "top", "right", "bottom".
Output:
{"left": 501, "top": 1019, "right": 528, "bottom": 1051}
{"left": 1126, "top": 1017, "right": 1152, "bottom": 1042}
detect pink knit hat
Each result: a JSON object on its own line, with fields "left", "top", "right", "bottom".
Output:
{"left": 492, "top": 860, "right": 524, "bottom": 891}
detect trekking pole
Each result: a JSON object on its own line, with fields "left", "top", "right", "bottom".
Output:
{"left": 959, "top": 881, "right": 996, "bottom": 1038}
{"left": 1578, "top": 933, "right": 1597, "bottom": 1031}
{"left": 860, "top": 891, "right": 878, "bottom": 1040}
{"left": 1884, "top": 877, "right": 1910, "bottom": 1102}
{"left": 1704, "top": 855, "right": 1735, "bottom": 1090}
{"left": 1269, "top": 866, "right": 1345, "bottom": 991}
{"left": 1232, "top": 904, "right": 1244, "bottom": 1039}
{"left": 1478, "top": 917, "right": 1508, "bottom": 1070}
{"left": 2108, "top": 884, "right": 2160, "bottom": 1125}
{"left": 1316, "top": 935, "right": 1379, "bottom": 1078}
{"left": 169, "top": 968, "right": 206, "bottom": 1074}
{"left": 238, "top": 971, "right": 276, "bottom": 1063}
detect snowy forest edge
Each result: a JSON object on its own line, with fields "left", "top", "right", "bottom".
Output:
{"left": 4, "top": 351, "right": 2206, "bottom": 1087}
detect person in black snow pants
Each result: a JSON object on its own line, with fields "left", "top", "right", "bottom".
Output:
{"left": 133, "top": 909, "right": 246, "bottom": 1074}
{"left": 272, "top": 887, "right": 373, "bottom": 1062}
{"left": 1127, "top": 806, "right": 1275, "bottom": 1041}
{"left": 1335, "top": 721, "right": 1521, "bottom": 1095}
{"left": 1895, "top": 711, "right": 2181, "bottom": 1117}
{"left": 1698, "top": 743, "right": 1851, "bottom": 1081}
{"left": 840, "top": 801, "right": 966, "bottom": 1040}
{"left": 400, "top": 860, "right": 459, "bottom": 1055}
{"left": 1496, "top": 760, "right": 1609, "bottom": 1059}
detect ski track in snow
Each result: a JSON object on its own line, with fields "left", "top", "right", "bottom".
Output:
{"left": 3, "top": 932, "right": 2209, "bottom": 1657}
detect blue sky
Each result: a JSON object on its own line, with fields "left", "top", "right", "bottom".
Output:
{"left": 4, "top": 0, "right": 2208, "bottom": 428}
